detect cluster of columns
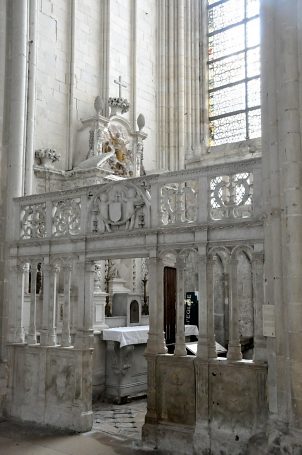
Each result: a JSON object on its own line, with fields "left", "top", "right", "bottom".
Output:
{"left": 7, "top": 257, "right": 96, "bottom": 350}
{"left": 197, "top": 248, "right": 266, "bottom": 362}
{"left": 156, "top": 0, "right": 205, "bottom": 171}
{"left": 145, "top": 246, "right": 266, "bottom": 363}
{"left": 261, "top": 0, "right": 302, "bottom": 429}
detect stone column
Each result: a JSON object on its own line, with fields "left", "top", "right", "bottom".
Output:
{"left": 227, "top": 257, "right": 242, "bottom": 361}
{"left": 156, "top": 0, "right": 203, "bottom": 170}
{"left": 175, "top": 256, "right": 186, "bottom": 356}
{"left": 142, "top": 355, "right": 158, "bottom": 428}
{"left": 1, "top": 0, "right": 28, "bottom": 360}
{"left": 15, "top": 263, "right": 26, "bottom": 343}
{"left": 7, "top": 261, "right": 18, "bottom": 343}
{"left": 223, "top": 270, "right": 229, "bottom": 345}
{"left": 100, "top": 0, "right": 110, "bottom": 117}
{"left": 66, "top": 0, "right": 76, "bottom": 169}
{"left": 207, "top": 256, "right": 217, "bottom": 359}
{"left": 191, "top": 0, "right": 204, "bottom": 156}
{"left": 196, "top": 253, "right": 207, "bottom": 359}
{"left": 93, "top": 261, "right": 108, "bottom": 331}
{"left": 146, "top": 256, "right": 167, "bottom": 355}
{"left": 262, "top": 0, "right": 302, "bottom": 429}
{"left": 61, "top": 263, "right": 72, "bottom": 347}
{"left": 252, "top": 251, "right": 267, "bottom": 362}
{"left": 40, "top": 263, "right": 50, "bottom": 346}
{"left": 27, "top": 261, "right": 38, "bottom": 344}
{"left": 6, "top": 0, "right": 28, "bottom": 215}
{"left": 75, "top": 259, "right": 94, "bottom": 349}
{"left": 47, "top": 264, "right": 59, "bottom": 346}
{"left": 24, "top": 0, "right": 38, "bottom": 195}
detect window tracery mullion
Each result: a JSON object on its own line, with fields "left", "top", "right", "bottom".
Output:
{"left": 207, "top": 0, "right": 261, "bottom": 146}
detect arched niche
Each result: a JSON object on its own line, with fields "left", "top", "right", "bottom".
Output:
{"left": 129, "top": 300, "right": 140, "bottom": 324}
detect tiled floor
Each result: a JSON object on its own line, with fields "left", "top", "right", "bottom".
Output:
{"left": 0, "top": 398, "right": 156, "bottom": 455}
{"left": 93, "top": 397, "right": 147, "bottom": 442}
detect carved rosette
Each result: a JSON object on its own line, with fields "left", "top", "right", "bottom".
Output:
{"left": 209, "top": 172, "right": 253, "bottom": 220}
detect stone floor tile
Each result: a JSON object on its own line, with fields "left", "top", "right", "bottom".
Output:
{"left": 0, "top": 398, "right": 152, "bottom": 455}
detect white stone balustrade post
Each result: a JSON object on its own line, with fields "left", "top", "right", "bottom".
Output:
{"left": 61, "top": 263, "right": 73, "bottom": 347}
{"left": 75, "top": 259, "right": 95, "bottom": 349}
{"left": 252, "top": 251, "right": 267, "bottom": 362}
{"left": 175, "top": 256, "right": 186, "bottom": 356}
{"left": 145, "top": 256, "right": 158, "bottom": 354}
{"left": 80, "top": 194, "right": 88, "bottom": 234}
{"left": 24, "top": 262, "right": 30, "bottom": 294}
{"left": 150, "top": 180, "right": 160, "bottom": 228}
{"left": 47, "top": 264, "right": 59, "bottom": 346}
{"left": 84, "top": 261, "right": 95, "bottom": 333}
{"left": 145, "top": 255, "right": 167, "bottom": 355}
{"left": 156, "top": 257, "right": 167, "bottom": 354}
{"left": 196, "top": 253, "right": 208, "bottom": 359}
{"left": 197, "top": 175, "right": 208, "bottom": 224}
{"left": 27, "top": 261, "right": 38, "bottom": 344}
{"left": 15, "top": 263, "right": 26, "bottom": 343}
{"left": 40, "top": 262, "right": 50, "bottom": 346}
{"left": 45, "top": 200, "right": 52, "bottom": 238}
{"left": 175, "top": 184, "right": 184, "bottom": 224}
{"left": 207, "top": 256, "right": 217, "bottom": 359}
{"left": 227, "top": 257, "right": 242, "bottom": 361}
{"left": 7, "top": 260, "right": 18, "bottom": 343}
{"left": 93, "top": 261, "right": 108, "bottom": 331}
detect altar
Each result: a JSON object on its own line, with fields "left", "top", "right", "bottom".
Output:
{"left": 102, "top": 325, "right": 199, "bottom": 403}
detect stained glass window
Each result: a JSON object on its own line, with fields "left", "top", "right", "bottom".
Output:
{"left": 208, "top": 0, "right": 261, "bottom": 146}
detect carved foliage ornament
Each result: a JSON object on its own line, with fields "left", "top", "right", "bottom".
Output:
{"left": 35, "top": 148, "right": 61, "bottom": 168}
{"left": 20, "top": 203, "right": 46, "bottom": 239}
{"left": 160, "top": 180, "right": 198, "bottom": 225}
{"left": 52, "top": 198, "right": 81, "bottom": 237}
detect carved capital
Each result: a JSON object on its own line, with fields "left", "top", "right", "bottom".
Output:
{"left": 62, "top": 263, "right": 73, "bottom": 273}
{"left": 253, "top": 251, "right": 264, "bottom": 264}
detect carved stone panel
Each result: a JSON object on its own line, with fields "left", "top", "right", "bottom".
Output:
{"left": 20, "top": 203, "right": 46, "bottom": 239}
{"left": 89, "top": 182, "right": 150, "bottom": 233}
{"left": 209, "top": 172, "right": 253, "bottom": 220}
{"left": 52, "top": 198, "right": 81, "bottom": 237}
{"left": 157, "top": 356, "right": 196, "bottom": 426}
{"left": 46, "top": 353, "right": 75, "bottom": 404}
{"left": 209, "top": 362, "right": 267, "bottom": 431}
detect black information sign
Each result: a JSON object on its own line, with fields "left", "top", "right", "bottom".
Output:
{"left": 185, "top": 292, "right": 199, "bottom": 327}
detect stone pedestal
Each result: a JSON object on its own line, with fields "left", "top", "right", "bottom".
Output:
{"left": 93, "top": 290, "right": 108, "bottom": 331}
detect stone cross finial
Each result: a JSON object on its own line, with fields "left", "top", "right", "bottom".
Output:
{"left": 114, "top": 75, "right": 127, "bottom": 98}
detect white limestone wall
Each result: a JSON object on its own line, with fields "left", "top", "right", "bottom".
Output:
{"left": 0, "top": 0, "right": 7, "bottom": 362}
{"left": 35, "top": 0, "right": 103, "bottom": 170}
{"left": 34, "top": 0, "right": 157, "bottom": 172}
{"left": 0, "top": 0, "right": 7, "bottom": 247}
{"left": 35, "top": 0, "right": 70, "bottom": 168}
{"left": 0, "top": 0, "right": 5, "bottom": 149}
{"left": 109, "top": 0, "right": 157, "bottom": 171}
{"left": 136, "top": 0, "right": 157, "bottom": 171}
{"left": 109, "top": 0, "right": 132, "bottom": 106}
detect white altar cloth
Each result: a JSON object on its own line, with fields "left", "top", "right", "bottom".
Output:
{"left": 102, "top": 325, "right": 199, "bottom": 347}
{"left": 102, "top": 325, "right": 149, "bottom": 347}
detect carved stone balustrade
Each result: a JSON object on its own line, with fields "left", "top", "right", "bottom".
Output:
{"left": 15, "top": 158, "right": 262, "bottom": 243}
{"left": 7, "top": 157, "right": 266, "bottom": 436}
